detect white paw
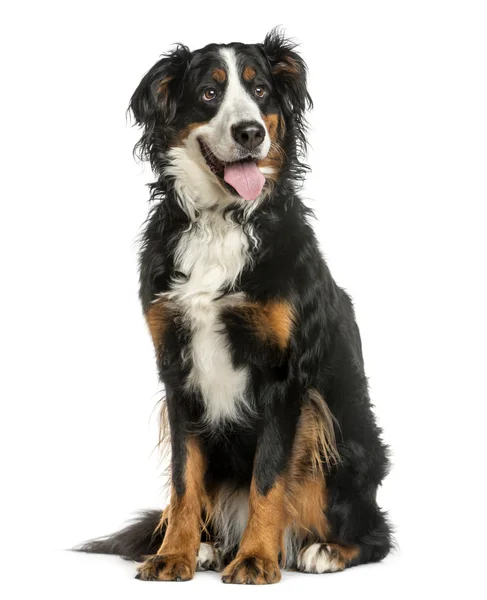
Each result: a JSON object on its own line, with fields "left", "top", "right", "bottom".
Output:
{"left": 297, "top": 543, "right": 343, "bottom": 573}
{"left": 196, "top": 542, "right": 222, "bottom": 571}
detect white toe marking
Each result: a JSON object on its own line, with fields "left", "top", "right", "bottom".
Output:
{"left": 196, "top": 542, "right": 218, "bottom": 571}
{"left": 298, "top": 544, "right": 341, "bottom": 573}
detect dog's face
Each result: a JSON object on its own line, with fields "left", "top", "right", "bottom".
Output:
{"left": 130, "top": 31, "right": 311, "bottom": 211}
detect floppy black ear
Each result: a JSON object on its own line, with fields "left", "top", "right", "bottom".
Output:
{"left": 263, "top": 29, "right": 313, "bottom": 116}
{"left": 262, "top": 29, "right": 312, "bottom": 160}
{"left": 129, "top": 44, "right": 190, "bottom": 161}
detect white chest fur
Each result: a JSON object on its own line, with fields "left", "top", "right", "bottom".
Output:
{"left": 166, "top": 212, "right": 252, "bottom": 424}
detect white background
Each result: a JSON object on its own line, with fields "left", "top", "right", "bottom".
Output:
{"left": 1, "top": 1, "right": 486, "bottom": 598}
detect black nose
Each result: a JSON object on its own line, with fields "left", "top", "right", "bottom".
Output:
{"left": 232, "top": 121, "right": 266, "bottom": 151}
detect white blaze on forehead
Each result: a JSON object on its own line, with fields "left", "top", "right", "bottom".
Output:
{"left": 219, "top": 47, "right": 264, "bottom": 125}
{"left": 194, "top": 47, "right": 271, "bottom": 163}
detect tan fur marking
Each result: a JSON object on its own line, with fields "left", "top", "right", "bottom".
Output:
{"left": 327, "top": 543, "right": 360, "bottom": 564}
{"left": 145, "top": 298, "right": 171, "bottom": 352}
{"left": 285, "top": 390, "right": 340, "bottom": 538}
{"left": 155, "top": 505, "right": 170, "bottom": 532}
{"left": 305, "top": 389, "right": 341, "bottom": 470}
{"left": 236, "top": 300, "right": 295, "bottom": 350}
{"left": 243, "top": 66, "right": 256, "bottom": 81}
{"left": 262, "top": 302, "right": 295, "bottom": 349}
{"left": 258, "top": 114, "right": 285, "bottom": 183}
{"left": 286, "top": 478, "right": 329, "bottom": 538}
{"left": 222, "top": 479, "right": 285, "bottom": 584}
{"left": 137, "top": 438, "right": 207, "bottom": 581}
{"left": 179, "top": 121, "right": 209, "bottom": 141}
{"left": 212, "top": 68, "right": 226, "bottom": 83}
{"left": 241, "top": 479, "right": 286, "bottom": 559}
{"left": 263, "top": 114, "right": 279, "bottom": 142}
{"left": 285, "top": 393, "right": 328, "bottom": 537}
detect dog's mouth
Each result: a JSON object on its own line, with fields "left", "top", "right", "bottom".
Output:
{"left": 198, "top": 140, "right": 265, "bottom": 201}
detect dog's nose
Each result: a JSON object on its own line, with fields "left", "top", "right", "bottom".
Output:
{"left": 232, "top": 121, "right": 266, "bottom": 151}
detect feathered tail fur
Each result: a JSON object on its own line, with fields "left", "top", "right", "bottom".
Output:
{"left": 75, "top": 510, "right": 164, "bottom": 562}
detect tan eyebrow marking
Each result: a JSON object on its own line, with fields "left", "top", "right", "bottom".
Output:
{"left": 243, "top": 66, "right": 256, "bottom": 81}
{"left": 212, "top": 68, "right": 226, "bottom": 83}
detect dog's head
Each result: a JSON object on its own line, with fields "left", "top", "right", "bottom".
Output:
{"left": 130, "top": 30, "right": 312, "bottom": 212}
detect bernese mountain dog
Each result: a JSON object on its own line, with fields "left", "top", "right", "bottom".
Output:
{"left": 79, "top": 29, "right": 392, "bottom": 584}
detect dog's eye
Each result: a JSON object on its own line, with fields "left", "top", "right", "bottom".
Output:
{"left": 203, "top": 88, "right": 217, "bottom": 102}
{"left": 254, "top": 86, "right": 266, "bottom": 98}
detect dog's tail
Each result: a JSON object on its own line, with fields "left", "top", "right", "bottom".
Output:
{"left": 74, "top": 510, "right": 164, "bottom": 562}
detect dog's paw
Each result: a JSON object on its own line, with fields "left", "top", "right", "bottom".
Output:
{"left": 196, "top": 542, "right": 223, "bottom": 571}
{"left": 136, "top": 554, "right": 194, "bottom": 581}
{"left": 297, "top": 543, "right": 345, "bottom": 573}
{"left": 222, "top": 555, "right": 281, "bottom": 584}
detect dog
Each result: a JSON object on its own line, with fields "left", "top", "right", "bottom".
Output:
{"left": 78, "top": 29, "right": 392, "bottom": 584}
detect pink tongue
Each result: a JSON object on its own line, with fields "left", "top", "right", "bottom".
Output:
{"left": 224, "top": 161, "right": 265, "bottom": 201}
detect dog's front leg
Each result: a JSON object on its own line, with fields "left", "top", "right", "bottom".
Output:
{"left": 137, "top": 429, "right": 205, "bottom": 582}
{"left": 222, "top": 382, "right": 301, "bottom": 585}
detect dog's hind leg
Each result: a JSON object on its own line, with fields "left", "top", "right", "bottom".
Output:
{"left": 285, "top": 391, "right": 392, "bottom": 573}
{"left": 293, "top": 444, "right": 392, "bottom": 573}
{"left": 287, "top": 476, "right": 391, "bottom": 574}
{"left": 295, "top": 497, "right": 391, "bottom": 573}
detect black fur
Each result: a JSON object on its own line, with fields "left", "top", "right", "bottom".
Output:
{"left": 78, "top": 511, "right": 163, "bottom": 561}
{"left": 78, "top": 28, "right": 393, "bottom": 577}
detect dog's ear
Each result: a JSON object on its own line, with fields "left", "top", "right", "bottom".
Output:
{"left": 262, "top": 29, "right": 313, "bottom": 119}
{"left": 129, "top": 44, "right": 190, "bottom": 161}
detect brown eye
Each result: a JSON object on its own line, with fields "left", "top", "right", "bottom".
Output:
{"left": 203, "top": 88, "right": 217, "bottom": 102}
{"left": 254, "top": 86, "right": 266, "bottom": 98}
